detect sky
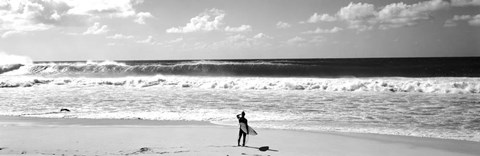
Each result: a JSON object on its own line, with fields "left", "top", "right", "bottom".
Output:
{"left": 0, "top": 0, "right": 479, "bottom": 61}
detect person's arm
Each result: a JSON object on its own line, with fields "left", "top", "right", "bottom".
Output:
{"left": 236, "top": 114, "right": 241, "bottom": 119}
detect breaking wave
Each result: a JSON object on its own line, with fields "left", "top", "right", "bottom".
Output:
{"left": 0, "top": 52, "right": 33, "bottom": 75}
{"left": 2, "top": 57, "right": 480, "bottom": 77}
{"left": 1, "top": 60, "right": 295, "bottom": 77}
{"left": 1, "top": 75, "right": 479, "bottom": 94}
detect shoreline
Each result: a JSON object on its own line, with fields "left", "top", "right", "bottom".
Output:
{"left": 1, "top": 116, "right": 480, "bottom": 156}
{"left": 2, "top": 115, "right": 478, "bottom": 143}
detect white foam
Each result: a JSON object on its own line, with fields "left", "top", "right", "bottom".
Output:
{"left": 1, "top": 75, "right": 479, "bottom": 94}
{"left": 0, "top": 52, "right": 33, "bottom": 66}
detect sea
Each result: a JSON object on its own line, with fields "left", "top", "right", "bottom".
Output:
{"left": 1, "top": 57, "right": 479, "bottom": 142}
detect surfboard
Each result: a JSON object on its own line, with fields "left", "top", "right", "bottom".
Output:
{"left": 240, "top": 123, "right": 257, "bottom": 135}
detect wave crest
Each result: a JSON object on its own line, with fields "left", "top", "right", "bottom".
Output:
{"left": 2, "top": 60, "right": 294, "bottom": 77}
{"left": 1, "top": 76, "right": 479, "bottom": 94}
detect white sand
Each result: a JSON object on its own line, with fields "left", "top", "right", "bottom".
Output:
{"left": 0, "top": 116, "right": 479, "bottom": 156}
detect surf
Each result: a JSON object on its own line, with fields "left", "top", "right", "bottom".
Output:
{"left": 2, "top": 57, "right": 480, "bottom": 77}
{"left": 1, "top": 75, "right": 479, "bottom": 94}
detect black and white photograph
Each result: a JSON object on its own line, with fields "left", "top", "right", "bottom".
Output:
{"left": 0, "top": 0, "right": 479, "bottom": 155}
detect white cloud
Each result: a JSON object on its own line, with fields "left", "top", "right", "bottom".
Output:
{"left": 136, "top": 35, "right": 156, "bottom": 44}
{"left": 225, "top": 25, "right": 252, "bottom": 32}
{"left": 276, "top": 21, "right": 291, "bottom": 29}
{"left": 444, "top": 19, "right": 457, "bottom": 27}
{"left": 443, "top": 14, "right": 471, "bottom": 27}
{"left": 451, "top": 0, "right": 480, "bottom": 6}
{"left": 1, "top": 31, "right": 23, "bottom": 38}
{"left": 166, "top": 37, "right": 183, "bottom": 44}
{"left": 62, "top": 0, "right": 136, "bottom": 17}
{"left": 307, "top": 13, "right": 337, "bottom": 23}
{"left": 309, "top": 36, "right": 326, "bottom": 45}
{"left": 377, "top": 0, "right": 450, "bottom": 29}
{"left": 106, "top": 33, "right": 134, "bottom": 39}
{"left": 303, "top": 0, "right": 454, "bottom": 31}
{"left": 453, "top": 15, "right": 473, "bottom": 20}
{"left": 156, "top": 37, "right": 184, "bottom": 47}
{"left": 338, "top": 2, "right": 378, "bottom": 31}
{"left": 210, "top": 33, "right": 272, "bottom": 49}
{"left": 166, "top": 8, "right": 225, "bottom": 33}
{"left": 0, "top": 0, "right": 147, "bottom": 37}
{"left": 286, "top": 36, "right": 306, "bottom": 46}
{"left": 134, "top": 12, "right": 153, "bottom": 24}
{"left": 0, "top": 0, "right": 55, "bottom": 38}
{"left": 83, "top": 22, "right": 109, "bottom": 35}
{"left": 444, "top": 14, "right": 480, "bottom": 27}
{"left": 468, "top": 14, "right": 480, "bottom": 26}
{"left": 338, "top": 3, "right": 376, "bottom": 21}
{"left": 303, "top": 27, "right": 343, "bottom": 34}
{"left": 253, "top": 33, "right": 273, "bottom": 39}
{"left": 50, "top": 11, "right": 61, "bottom": 21}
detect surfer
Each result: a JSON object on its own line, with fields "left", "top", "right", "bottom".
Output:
{"left": 237, "top": 111, "right": 249, "bottom": 146}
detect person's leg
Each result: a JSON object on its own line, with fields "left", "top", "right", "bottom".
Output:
{"left": 237, "top": 129, "right": 242, "bottom": 146}
{"left": 242, "top": 132, "right": 247, "bottom": 146}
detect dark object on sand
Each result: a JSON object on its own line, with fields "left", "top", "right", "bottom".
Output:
{"left": 139, "top": 147, "right": 151, "bottom": 152}
{"left": 243, "top": 146, "right": 278, "bottom": 152}
{"left": 259, "top": 146, "right": 269, "bottom": 151}
{"left": 60, "top": 109, "right": 70, "bottom": 112}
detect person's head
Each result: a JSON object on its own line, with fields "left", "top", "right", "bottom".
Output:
{"left": 241, "top": 111, "right": 245, "bottom": 117}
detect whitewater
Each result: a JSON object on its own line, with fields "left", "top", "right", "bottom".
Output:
{"left": 0, "top": 59, "right": 479, "bottom": 142}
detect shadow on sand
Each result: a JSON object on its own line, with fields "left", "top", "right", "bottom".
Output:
{"left": 208, "top": 145, "right": 279, "bottom": 152}
{"left": 243, "top": 146, "right": 279, "bottom": 152}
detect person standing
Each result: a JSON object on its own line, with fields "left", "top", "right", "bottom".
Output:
{"left": 236, "top": 111, "right": 249, "bottom": 146}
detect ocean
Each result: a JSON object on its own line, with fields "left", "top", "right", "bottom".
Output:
{"left": 1, "top": 58, "right": 479, "bottom": 142}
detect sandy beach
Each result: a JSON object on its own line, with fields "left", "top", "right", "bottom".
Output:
{"left": 1, "top": 116, "right": 479, "bottom": 156}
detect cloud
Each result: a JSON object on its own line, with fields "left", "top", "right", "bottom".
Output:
{"left": 62, "top": 0, "right": 136, "bottom": 17}
{"left": 0, "top": 0, "right": 56, "bottom": 38}
{"left": 286, "top": 36, "right": 306, "bottom": 46}
{"left": 166, "top": 8, "right": 225, "bottom": 33}
{"left": 166, "top": 37, "right": 184, "bottom": 44}
{"left": 469, "top": 14, "right": 480, "bottom": 26}
{"left": 134, "top": 12, "right": 153, "bottom": 24}
{"left": 210, "top": 33, "right": 273, "bottom": 49}
{"left": 1, "top": 31, "right": 23, "bottom": 38}
{"left": 443, "top": 14, "right": 471, "bottom": 27}
{"left": 451, "top": 0, "right": 480, "bottom": 6}
{"left": 253, "top": 33, "right": 273, "bottom": 39}
{"left": 376, "top": 0, "right": 450, "bottom": 29}
{"left": 136, "top": 35, "right": 156, "bottom": 44}
{"left": 308, "top": 36, "right": 326, "bottom": 45}
{"left": 338, "top": 2, "right": 376, "bottom": 21}
{"left": 106, "top": 33, "right": 134, "bottom": 39}
{"left": 303, "top": 0, "right": 455, "bottom": 31}
{"left": 225, "top": 25, "right": 252, "bottom": 32}
{"left": 276, "top": 21, "right": 291, "bottom": 29}
{"left": 157, "top": 37, "right": 184, "bottom": 47}
{"left": 303, "top": 27, "right": 343, "bottom": 34}
{"left": 444, "top": 19, "right": 458, "bottom": 27}
{"left": 83, "top": 22, "right": 109, "bottom": 35}
{"left": 444, "top": 14, "right": 480, "bottom": 26}
{"left": 306, "top": 13, "right": 337, "bottom": 23}
{"left": 285, "top": 36, "right": 326, "bottom": 47}
{"left": 336, "top": 2, "right": 377, "bottom": 31}
{"left": 50, "top": 11, "right": 62, "bottom": 21}
{"left": 0, "top": 0, "right": 148, "bottom": 37}
{"left": 453, "top": 15, "right": 473, "bottom": 20}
